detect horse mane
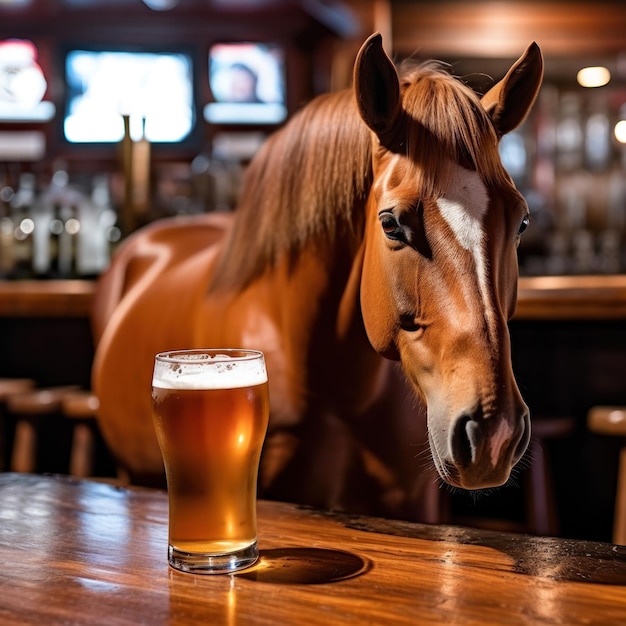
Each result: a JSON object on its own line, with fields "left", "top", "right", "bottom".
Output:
{"left": 208, "top": 88, "right": 372, "bottom": 293}
{"left": 209, "top": 61, "right": 508, "bottom": 293}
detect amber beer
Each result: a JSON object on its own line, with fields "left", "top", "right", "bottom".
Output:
{"left": 151, "top": 349, "right": 269, "bottom": 574}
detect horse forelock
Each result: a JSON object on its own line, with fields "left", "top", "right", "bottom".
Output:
{"left": 208, "top": 89, "right": 372, "bottom": 293}
{"left": 396, "top": 61, "right": 509, "bottom": 197}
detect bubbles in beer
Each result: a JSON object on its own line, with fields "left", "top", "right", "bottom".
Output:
{"left": 153, "top": 350, "right": 267, "bottom": 390}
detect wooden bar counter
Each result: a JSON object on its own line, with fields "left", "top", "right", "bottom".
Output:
{"left": 0, "top": 280, "right": 94, "bottom": 318}
{"left": 1, "top": 473, "right": 626, "bottom": 625}
{"left": 515, "top": 275, "right": 626, "bottom": 320}
{"left": 2, "top": 275, "right": 626, "bottom": 320}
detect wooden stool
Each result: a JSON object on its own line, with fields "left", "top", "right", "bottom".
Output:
{"left": 6, "top": 385, "right": 79, "bottom": 473}
{"left": 0, "top": 378, "right": 36, "bottom": 399}
{"left": 526, "top": 415, "right": 576, "bottom": 536}
{"left": 587, "top": 406, "right": 626, "bottom": 544}
{"left": 0, "top": 379, "right": 36, "bottom": 470}
{"left": 61, "top": 390, "right": 100, "bottom": 478}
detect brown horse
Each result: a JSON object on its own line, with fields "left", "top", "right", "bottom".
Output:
{"left": 92, "top": 33, "right": 543, "bottom": 521}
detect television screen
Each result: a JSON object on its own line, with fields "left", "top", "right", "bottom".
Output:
{"left": 204, "top": 42, "right": 286, "bottom": 125}
{"left": 64, "top": 49, "right": 195, "bottom": 143}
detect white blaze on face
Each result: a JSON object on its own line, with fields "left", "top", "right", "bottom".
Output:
{"left": 437, "top": 167, "right": 488, "bottom": 252}
{"left": 436, "top": 166, "right": 496, "bottom": 344}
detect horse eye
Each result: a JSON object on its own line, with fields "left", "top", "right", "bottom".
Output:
{"left": 379, "top": 213, "right": 404, "bottom": 241}
{"left": 518, "top": 214, "right": 530, "bottom": 235}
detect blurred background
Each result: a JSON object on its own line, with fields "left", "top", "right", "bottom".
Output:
{"left": 1, "top": 0, "right": 626, "bottom": 277}
{"left": 1, "top": 0, "right": 626, "bottom": 542}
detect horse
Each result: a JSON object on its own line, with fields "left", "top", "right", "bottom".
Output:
{"left": 92, "top": 33, "right": 544, "bottom": 522}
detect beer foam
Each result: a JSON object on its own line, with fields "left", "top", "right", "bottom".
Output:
{"left": 153, "top": 353, "right": 267, "bottom": 390}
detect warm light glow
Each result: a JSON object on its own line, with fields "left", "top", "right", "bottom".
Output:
{"left": 576, "top": 66, "right": 611, "bottom": 88}
{"left": 614, "top": 120, "right": 626, "bottom": 144}
{"left": 65, "top": 218, "right": 81, "bottom": 236}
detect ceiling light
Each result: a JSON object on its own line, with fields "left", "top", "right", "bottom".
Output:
{"left": 576, "top": 66, "right": 611, "bottom": 88}
{"left": 614, "top": 120, "right": 626, "bottom": 144}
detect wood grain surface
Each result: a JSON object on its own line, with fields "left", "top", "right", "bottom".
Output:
{"left": 1, "top": 473, "right": 626, "bottom": 625}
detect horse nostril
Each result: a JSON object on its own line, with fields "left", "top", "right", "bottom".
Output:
{"left": 451, "top": 415, "right": 476, "bottom": 469}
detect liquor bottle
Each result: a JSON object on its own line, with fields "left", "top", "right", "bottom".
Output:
{"left": 10, "top": 172, "right": 36, "bottom": 279}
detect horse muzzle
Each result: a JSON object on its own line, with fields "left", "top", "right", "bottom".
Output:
{"left": 429, "top": 407, "right": 531, "bottom": 490}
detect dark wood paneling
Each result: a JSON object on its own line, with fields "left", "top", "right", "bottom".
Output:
{"left": 392, "top": 1, "right": 626, "bottom": 58}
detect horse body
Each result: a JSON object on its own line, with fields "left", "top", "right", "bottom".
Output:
{"left": 194, "top": 230, "right": 412, "bottom": 513}
{"left": 93, "top": 34, "right": 543, "bottom": 518}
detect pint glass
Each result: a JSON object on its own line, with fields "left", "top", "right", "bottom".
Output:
{"left": 151, "top": 349, "right": 269, "bottom": 574}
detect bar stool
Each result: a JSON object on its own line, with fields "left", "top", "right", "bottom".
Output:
{"left": 0, "top": 378, "right": 36, "bottom": 470}
{"left": 0, "top": 378, "right": 35, "bottom": 398}
{"left": 587, "top": 406, "right": 626, "bottom": 544}
{"left": 6, "top": 385, "right": 79, "bottom": 473}
{"left": 526, "top": 415, "right": 576, "bottom": 536}
{"left": 60, "top": 390, "right": 100, "bottom": 478}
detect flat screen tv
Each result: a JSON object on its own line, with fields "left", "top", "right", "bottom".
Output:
{"left": 204, "top": 42, "right": 286, "bottom": 125}
{"left": 63, "top": 48, "right": 195, "bottom": 143}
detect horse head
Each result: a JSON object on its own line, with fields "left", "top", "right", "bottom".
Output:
{"left": 355, "top": 34, "right": 543, "bottom": 490}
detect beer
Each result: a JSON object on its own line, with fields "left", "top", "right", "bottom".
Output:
{"left": 151, "top": 349, "right": 269, "bottom": 573}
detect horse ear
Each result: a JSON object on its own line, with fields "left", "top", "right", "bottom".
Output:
{"left": 353, "top": 32, "right": 403, "bottom": 150}
{"left": 481, "top": 42, "right": 544, "bottom": 138}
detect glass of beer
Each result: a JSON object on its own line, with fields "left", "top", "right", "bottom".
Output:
{"left": 151, "top": 348, "right": 269, "bottom": 574}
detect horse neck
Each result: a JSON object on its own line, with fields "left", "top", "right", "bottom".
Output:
{"left": 290, "top": 231, "right": 389, "bottom": 417}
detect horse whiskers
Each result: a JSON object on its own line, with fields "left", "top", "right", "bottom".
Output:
{"left": 428, "top": 431, "right": 454, "bottom": 485}
{"left": 414, "top": 447, "right": 438, "bottom": 477}
{"left": 506, "top": 444, "right": 534, "bottom": 492}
